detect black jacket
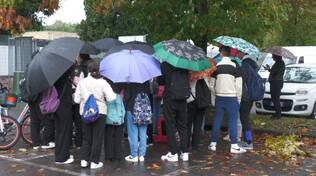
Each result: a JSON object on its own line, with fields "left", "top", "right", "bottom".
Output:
{"left": 268, "top": 59, "right": 285, "bottom": 82}
{"left": 241, "top": 58, "right": 258, "bottom": 101}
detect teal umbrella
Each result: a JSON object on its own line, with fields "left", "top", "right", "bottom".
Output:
{"left": 154, "top": 39, "right": 210, "bottom": 71}
{"left": 214, "top": 36, "right": 260, "bottom": 59}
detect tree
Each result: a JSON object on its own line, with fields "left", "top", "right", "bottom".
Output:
{"left": 43, "top": 20, "right": 78, "bottom": 32}
{"left": 0, "top": 0, "right": 60, "bottom": 34}
{"left": 79, "top": 0, "right": 315, "bottom": 50}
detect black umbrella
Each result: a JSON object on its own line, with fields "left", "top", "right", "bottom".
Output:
{"left": 104, "top": 41, "right": 154, "bottom": 58}
{"left": 26, "top": 37, "right": 84, "bottom": 95}
{"left": 93, "top": 38, "right": 123, "bottom": 52}
{"left": 80, "top": 42, "right": 100, "bottom": 55}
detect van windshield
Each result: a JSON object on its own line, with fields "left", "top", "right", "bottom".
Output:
{"left": 284, "top": 67, "right": 316, "bottom": 83}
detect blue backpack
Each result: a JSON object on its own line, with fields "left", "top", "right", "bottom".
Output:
{"left": 133, "top": 93, "right": 152, "bottom": 125}
{"left": 106, "top": 94, "right": 125, "bottom": 125}
{"left": 243, "top": 64, "right": 265, "bottom": 101}
{"left": 82, "top": 94, "right": 99, "bottom": 123}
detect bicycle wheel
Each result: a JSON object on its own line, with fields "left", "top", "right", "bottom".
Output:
{"left": 0, "top": 115, "right": 21, "bottom": 150}
{"left": 21, "top": 115, "right": 32, "bottom": 144}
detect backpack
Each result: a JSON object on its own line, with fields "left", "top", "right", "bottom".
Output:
{"left": 106, "top": 94, "right": 125, "bottom": 125}
{"left": 243, "top": 64, "right": 265, "bottom": 101}
{"left": 39, "top": 86, "right": 60, "bottom": 114}
{"left": 19, "top": 78, "right": 38, "bottom": 103}
{"left": 169, "top": 69, "right": 190, "bottom": 100}
{"left": 133, "top": 93, "right": 152, "bottom": 125}
{"left": 193, "top": 79, "right": 212, "bottom": 109}
{"left": 82, "top": 94, "right": 99, "bottom": 123}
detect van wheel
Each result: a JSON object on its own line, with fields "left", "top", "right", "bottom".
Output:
{"left": 308, "top": 102, "right": 316, "bottom": 119}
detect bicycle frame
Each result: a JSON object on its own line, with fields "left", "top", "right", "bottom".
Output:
{"left": 0, "top": 106, "right": 9, "bottom": 132}
{"left": 16, "top": 104, "right": 29, "bottom": 124}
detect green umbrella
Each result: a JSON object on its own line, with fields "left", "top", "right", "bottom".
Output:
{"left": 154, "top": 39, "right": 210, "bottom": 71}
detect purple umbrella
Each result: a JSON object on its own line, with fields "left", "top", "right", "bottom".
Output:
{"left": 100, "top": 50, "right": 161, "bottom": 83}
{"left": 265, "top": 46, "right": 297, "bottom": 60}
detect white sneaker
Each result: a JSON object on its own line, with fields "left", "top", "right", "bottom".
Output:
{"left": 32, "top": 146, "right": 40, "bottom": 150}
{"left": 161, "top": 152, "right": 178, "bottom": 162}
{"left": 55, "top": 155, "right": 74, "bottom": 164}
{"left": 208, "top": 142, "right": 216, "bottom": 151}
{"left": 90, "top": 162, "right": 103, "bottom": 169}
{"left": 41, "top": 142, "right": 55, "bottom": 149}
{"left": 125, "top": 155, "right": 138, "bottom": 163}
{"left": 139, "top": 156, "right": 145, "bottom": 162}
{"left": 80, "top": 160, "right": 88, "bottom": 168}
{"left": 230, "top": 146, "right": 247, "bottom": 154}
{"left": 180, "top": 153, "right": 189, "bottom": 161}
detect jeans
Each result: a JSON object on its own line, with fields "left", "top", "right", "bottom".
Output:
{"left": 127, "top": 111, "right": 148, "bottom": 158}
{"left": 240, "top": 100, "right": 253, "bottom": 143}
{"left": 152, "top": 97, "right": 162, "bottom": 134}
{"left": 211, "top": 96, "right": 239, "bottom": 144}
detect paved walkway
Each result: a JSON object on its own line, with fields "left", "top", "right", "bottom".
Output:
{"left": 0, "top": 132, "right": 315, "bottom": 176}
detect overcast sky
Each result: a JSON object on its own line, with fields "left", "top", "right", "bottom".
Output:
{"left": 40, "top": 0, "right": 86, "bottom": 25}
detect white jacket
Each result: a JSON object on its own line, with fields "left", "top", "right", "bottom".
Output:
{"left": 74, "top": 75, "right": 116, "bottom": 115}
{"left": 209, "top": 57, "right": 242, "bottom": 105}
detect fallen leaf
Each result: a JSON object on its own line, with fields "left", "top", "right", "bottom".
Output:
{"left": 147, "top": 163, "right": 161, "bottom": 170}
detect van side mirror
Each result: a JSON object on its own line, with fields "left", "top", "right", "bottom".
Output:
{"left": 298, "top": 56, "right": 304, "bottom": 63}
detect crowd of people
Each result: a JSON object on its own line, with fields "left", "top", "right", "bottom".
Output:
{"left": 25, "top": 44, "right": 285, "bottom": 169}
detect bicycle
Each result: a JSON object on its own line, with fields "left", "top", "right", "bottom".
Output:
{"left": 0, "top": 83, "right": 32, "bottom": 150}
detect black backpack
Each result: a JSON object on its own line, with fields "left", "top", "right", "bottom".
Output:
{"left": 169, "top": 69, "right": 190, "bottom": 100}
{"left": 20, "top": 78, "right": 38, "bottom": 103}
{"left": 193, "top": 79, "right": 212, "bottom": 109}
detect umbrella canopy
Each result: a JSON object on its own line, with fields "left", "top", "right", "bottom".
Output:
{"left": 214, "top": 36, "right": 260, "bottom": 59}
{"left": 93, "top": 38, "right": 124, "bottom": 52}
{"left": 100, "top": 50, "right": 161, "bottom": 83}
{"left": 189, "top": 58, "right": 217, "bottom": 81}
{"left": 265, "top": 46, "right": 297, "bottom": 60}
{"left": 26, "top": 37, "right": 84, "bottom": 95}
{"left": 80, "top": 42, "right": 100, "bottom": 55}
{"left": 104, "top": 42, "right": 154, "bottom": 57}
{"left": 154, "top": 39, "right": 210, "bottom": 71}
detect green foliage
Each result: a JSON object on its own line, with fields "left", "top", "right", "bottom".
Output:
{"left": 79, "top": 0, "right": 316, "bottom": 49}
{"left": 43, "top": 21, "right": 78, "bottom": 33}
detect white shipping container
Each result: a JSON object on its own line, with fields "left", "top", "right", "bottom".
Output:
{"left": 0, "top": 46, "right": 8, "bottom": 76}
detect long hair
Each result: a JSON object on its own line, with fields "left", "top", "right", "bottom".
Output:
{"left": 88, "top": 61, "right": 101, "bottom": 79}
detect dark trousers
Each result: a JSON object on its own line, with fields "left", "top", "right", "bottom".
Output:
{"left": 81, "top": 114, "right": 105, "bottom": 163}
{"left": 163, "top": 98, "right": 188, "bottom": 154}
{"left": 54, "top": 102, "right": 73, "bottom": 162}
{"left": 239, "top": 100, "right": 253, "bottom": 143}
{"left": 42, "top": 114, "right": 55, "bottom": 145}
{"left": 270, "top": 81, "right": 283, "bottom": 117}
{"left": 104, "top": 124, "right": 123, "bottom": 161}
{"left": 72, "top": 104, "right": 82, "bottom": 147}
{"left": 29, "top": 102, "right": 42, "bottom": 147}
{"left": 187, "top": 101, "right": 206, "bottom": 150}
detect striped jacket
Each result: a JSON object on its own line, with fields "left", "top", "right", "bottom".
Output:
{"left": 209, "top": 57, "right": 242, "bottom": 105}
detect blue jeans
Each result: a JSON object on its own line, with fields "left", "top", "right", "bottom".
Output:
{"left": 152, "top": 97, "right": 162, "bottom": 134}
{"left": 127, "top": 111, "right": 148, "bottom": 158}
{"left": 211, "top": 96, "right": 239, "bottom": 144}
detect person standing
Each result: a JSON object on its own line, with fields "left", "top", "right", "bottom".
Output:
{"left": 124, "top": 82, "right": 152, "bottom": 162}
{"left": 186, "top": 78, "right": 209, "bottom": 152}
{"left": 264, "top": 54, "right": 285, "bottom": 119}
{"left": 74, "top": 61, "right": 116, "bottom": 169}
{"left": 208, "top": 46, "right": 246, "bottom": 154}
{"left": 160, "top": 62, "right": 190, "bottom": 162}
{"left": 238, "top": 54, "right": 258, "bottom": 150}
{"left": 54, "top": 67, "right": 74, "bottom": 164}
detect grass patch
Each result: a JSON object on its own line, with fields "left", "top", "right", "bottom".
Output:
{"left": 205, "top": 108, "right": 316, "bottom": 137}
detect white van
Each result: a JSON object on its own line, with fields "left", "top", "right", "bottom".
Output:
{"left": 259, "top": 46, "right": 316, "bottom": 79}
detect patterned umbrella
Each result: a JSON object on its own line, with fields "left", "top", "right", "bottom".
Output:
{"left": 265, "top": 46, "right": 296, "bottom": 60}
{"left": 214, "top": 36, "right": 260, "bottom": 59}
{"left": 154, "top": 39, "right": 210, "bottom": 71}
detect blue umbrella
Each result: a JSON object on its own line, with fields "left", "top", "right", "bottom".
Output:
{"left": 100, "top": 50, "right": 161, "bottom": 83}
